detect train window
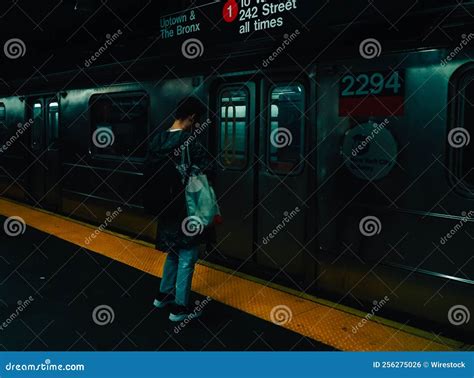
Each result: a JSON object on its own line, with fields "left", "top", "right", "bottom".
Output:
{"left": 0, "top": 103, "right": 5, "bottom": 121}
{"left": 90, "top": 92, "right": 149, "bottom": 159}
{"left": 0, "top": 103, "right": 6, "bottom": 146}
{"left": 31, "top": 101, "right": 43, "bottom": 149}
{"left": 218, "top": 87, "right": 249, "bottom": 169}
{"left": 267, "top": 84, "right": 305, "bottom": 174}
{"left": 452, "top": 77, "right": 474, "bottom": 189}
{"left": 48, "top": 101, "right": 59, "bottom": 144}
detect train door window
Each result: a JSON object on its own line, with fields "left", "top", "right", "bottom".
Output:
{"left": 218, "top": 87, "right": 249, "bottom": 169}
{"left": 48, "top": 100, "right": 59, "bottom": 145}
{"left": 31, "top": 101, "right": 43, "bottom": 149}
{"left": 267, "top": 84, "right": 305, "bottom": 174}
{"left": 90, "top": 92, "right": 149, "bottom": 159}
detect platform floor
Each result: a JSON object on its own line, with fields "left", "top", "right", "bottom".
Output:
{"left": 0, "top": 198, "right": 464, "bottom": 351}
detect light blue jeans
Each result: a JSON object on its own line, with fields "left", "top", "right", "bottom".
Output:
{"left": 159, "top": 247, "right": 199, "bottom": 306}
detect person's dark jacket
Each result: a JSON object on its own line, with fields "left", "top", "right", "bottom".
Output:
{"left": 148, "top": 128, "right": 214, "bottom": 253}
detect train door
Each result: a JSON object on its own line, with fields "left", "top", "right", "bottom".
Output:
{"left": 255, "top": 80, "right": 312, "bottom": 282}
{"left": 210, "top": 77, "right": 315, "bottom": 285}
{"left": 27, "top": 96, "right": 61, "bottom": 210}
{"left": 212, "top": 82, "right": 257, "bottom": 262}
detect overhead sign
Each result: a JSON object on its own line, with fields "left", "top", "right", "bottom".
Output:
{"left": 158, "top": 0, "right": 302, "bottom": 58}
{"left": 225, "top": 0, "right": 298, "bottom": 35}
{"left": 160, "top": 0, "right": 299, "bottom": 39}
{"left": 342, "top": 121, "right": 398, "bottom": 181}
{"left": 160, "top": 9, "right": 203, "bottom": 40}
{"left": 339, "top": 70, "right": 405, "bottom": 117}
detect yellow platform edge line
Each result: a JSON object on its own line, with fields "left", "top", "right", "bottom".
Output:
{"left": 0, "top": 197, "right": 468, "bottom": 350}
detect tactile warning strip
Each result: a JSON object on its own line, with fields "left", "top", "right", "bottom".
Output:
{"left": 0, "top": 198, "right": 464, "bottom": 351}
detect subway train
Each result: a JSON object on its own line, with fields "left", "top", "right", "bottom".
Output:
{"left": 0, "top": 4, "right": 473, "bottom": 342}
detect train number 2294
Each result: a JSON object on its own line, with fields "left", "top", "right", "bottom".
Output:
{"left": 340, "top": 71, "right": 404, "bottom": 97}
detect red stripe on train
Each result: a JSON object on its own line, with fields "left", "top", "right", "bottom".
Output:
{"left": 339, "top": 96, "right": 405, "bottom": 117}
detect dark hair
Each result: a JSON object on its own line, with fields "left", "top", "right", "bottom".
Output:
{"left": 174, "top": 96, "right": 206, "bottom": 121}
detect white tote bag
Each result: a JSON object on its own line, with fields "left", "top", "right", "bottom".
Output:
{"left": 180, "top": 147, "right": 220, "bottom": 226}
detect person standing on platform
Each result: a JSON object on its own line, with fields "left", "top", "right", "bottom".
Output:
{"left": 146, "top": 96, "right": 214, "bottom": 322}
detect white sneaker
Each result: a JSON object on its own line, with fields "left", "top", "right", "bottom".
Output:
{"left": 153, "top": 293, "right": 175, "bottom": 308}
{"left": 169, "top": 304, "right": 202, "bottom": 322}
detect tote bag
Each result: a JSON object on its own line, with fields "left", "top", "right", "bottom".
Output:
{"left": 180, "top": 146, "right": 221, "bottom": 226}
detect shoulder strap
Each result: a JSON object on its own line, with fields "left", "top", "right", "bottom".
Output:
{"left": 181, "top": 144, "right": 191, "bottom": 166}
{"left": 186, "top": 144, "right": 191, "bottom": 166}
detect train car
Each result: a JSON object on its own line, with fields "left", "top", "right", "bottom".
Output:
{"left": 0, "top": 0, "right": 472, "bottom": 343}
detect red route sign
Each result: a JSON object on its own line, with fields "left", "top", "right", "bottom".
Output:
{"left": 223, "top": 0, "right": 239, "bottom": 23}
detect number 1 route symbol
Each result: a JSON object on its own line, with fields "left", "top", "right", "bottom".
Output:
{"left": 223, "top": 0, "right": 238, "bottom": 23}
